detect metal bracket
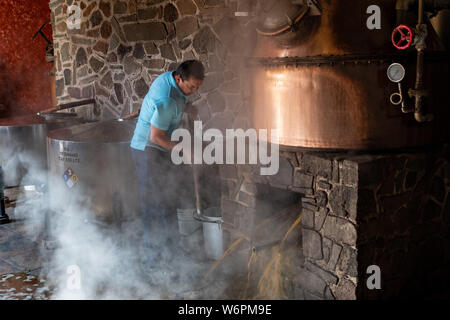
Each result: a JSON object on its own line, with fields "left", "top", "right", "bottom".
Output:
{"left": 32, "top": 22, "right": 54, "bottom": 62}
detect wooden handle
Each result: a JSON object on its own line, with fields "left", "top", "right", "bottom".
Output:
{"left": 121, "top": 111, "right": 140, "bottom": 120}
{"left": 192, "top": 164, "right": 201, "bottom": 215}
{"left": 38, "top": 107, "right": 59, "bottom": 114}
{"left": 39, "top": 99, "right": 96, "bottom": 115}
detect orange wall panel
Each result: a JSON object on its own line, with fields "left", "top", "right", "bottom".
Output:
{"left": 0, "top": 0, "right": 53, "bottom": 117}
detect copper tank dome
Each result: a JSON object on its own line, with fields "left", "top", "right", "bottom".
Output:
{"left": 250, "top": 0, "right": 450, "bottom": 150}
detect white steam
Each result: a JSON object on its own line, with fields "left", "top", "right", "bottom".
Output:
{"left": 6, "top": 138, "right": 229, "bottom": 300}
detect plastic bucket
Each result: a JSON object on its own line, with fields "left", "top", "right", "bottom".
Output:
{"left": 177, "top": 209, "right": 201, "bottom": 236}
{"left": 195, "top": 207, "right": 223, "bottom": 260}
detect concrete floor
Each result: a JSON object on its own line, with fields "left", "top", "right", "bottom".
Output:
{"left": 0, "top": 188, "right": 51, "bottom": 299}
{"left": 0, "top": 187, "right": 246, "bottom": 300}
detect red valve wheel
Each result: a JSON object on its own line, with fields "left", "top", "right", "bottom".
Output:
{"left": 392, "top": 24, "right": 414, "bottom": 50}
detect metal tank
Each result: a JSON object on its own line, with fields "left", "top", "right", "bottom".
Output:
{"left": 0, "top": 113, "right": 91, "bottom": 187}
{"left": 0, "top": 115, "right": 47, "bottom": 187}
{"left": 250, "top": 0, "right": 450, "bottom": 150}
{"left": 46, "top": 119, "right": 139, "bottom": 224}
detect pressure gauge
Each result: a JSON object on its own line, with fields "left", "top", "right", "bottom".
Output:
{"left": 387, "top": 63, "right": 406, "bottom": 83}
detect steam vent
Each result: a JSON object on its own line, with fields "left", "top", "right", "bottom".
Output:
{"left": 0, "top": 0, "right": 449, "bottom": 305}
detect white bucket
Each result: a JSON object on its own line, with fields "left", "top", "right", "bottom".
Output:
{"left": 177, "top": 209, "right": 201, "bottom": 236}
{"left": 197, "top": 207, "right": 223, "bottom": 260}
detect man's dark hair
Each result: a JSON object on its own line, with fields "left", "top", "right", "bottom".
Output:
{"left": 173, "top": 60, "right": 205, "bottom": 81}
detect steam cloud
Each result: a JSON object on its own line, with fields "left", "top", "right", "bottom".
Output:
{"left": 6, "top": 139, "right": 229, "bottom": 300}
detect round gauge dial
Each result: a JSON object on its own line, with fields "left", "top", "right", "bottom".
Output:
{"left": 387, "top": 63, "right": 406, "bottom": 83}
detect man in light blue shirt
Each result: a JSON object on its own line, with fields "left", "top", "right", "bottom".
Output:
{"left": 130, "top": 60, "right": 204, "bottom": 274}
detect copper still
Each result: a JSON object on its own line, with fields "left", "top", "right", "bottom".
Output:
{"left": 250, "top": 0, "right": 450, "bottom": 150}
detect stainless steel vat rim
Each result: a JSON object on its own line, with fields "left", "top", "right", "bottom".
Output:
{"left": 47, "top": 119, "right": 136, "bottom": 143}
{"left": 46, "top": 139, "right": 133, "bottom": 145}
{"left": 38, "top": 112, "right": 79, "bottom": 120}
{"left": 0, "top": 115, "right": 45, "bottom": 127}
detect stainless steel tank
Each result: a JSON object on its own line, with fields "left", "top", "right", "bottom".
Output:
{"left": 0, "top": 115, "right": 47, "bottom": 187}
{"left": 46, "top": 119, "right": 139, "bottom": 224}
{"left": 250, "top": 0, "right": 450, "bottom": 150}
{"left": 0, "top": 113, "right": 91, "bottom": 187}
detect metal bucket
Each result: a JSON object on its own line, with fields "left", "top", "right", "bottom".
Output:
{"left": 177, "top": 208, "right": 201, "bottom": 236}
{"left": 195, "top": 207, "right": 224, "bottom": 260}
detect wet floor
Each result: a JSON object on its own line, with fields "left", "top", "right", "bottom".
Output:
{"left": 0, "top": 187, "right": 302, "bottom": 300}
{"left": 0, "top": 273, "right": 52, "bottom": 300}
{"left": 0, "top": 187, "right": 246, "bottom": 300}
{"left": 0, "top": 187, "right": 51, "bottom": 299}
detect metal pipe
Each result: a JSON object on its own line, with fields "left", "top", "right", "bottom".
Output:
{"left": 0, "top": 166, "right": 11, "bottom": 224}
{"left": 408, "top": 0, "right": 434, "bottom": 122}
{"left": 256, "top": 6, "right": 309, "bottom": 36}
{"left": 396, "top": 0, "right": 450, "bottom": 12}
{"left": 396, "top": 0, "right": 450, "bottom": 25}
{"left": 38, "top": 99, "right": 96, "bottom": 115}
{"left": 419, "top": 0, "right": 424, "bottom": 24}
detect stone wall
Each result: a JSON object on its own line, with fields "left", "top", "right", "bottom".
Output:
{"left": 220, "top": 144, "right": 450, "bottom": 299}
{"left": 48, "top": 0, "right": 450, "bottom": 299}
{"left": 356, "top": 145, "right": 450, "bottom": 299}
{"left": 49, "top": 0, "right": 255, "bottom": 124}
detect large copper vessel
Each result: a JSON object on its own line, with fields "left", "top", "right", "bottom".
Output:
{"left": 250, "top": 0, "right": 450, "bottom": 149}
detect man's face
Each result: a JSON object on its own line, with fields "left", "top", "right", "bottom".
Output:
{"left": 175, "top": 75, "right": 203, "bottom": 96}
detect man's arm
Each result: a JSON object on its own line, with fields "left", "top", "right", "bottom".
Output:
{"left": 150, "top": 125, "right": 178, "bottom": 150}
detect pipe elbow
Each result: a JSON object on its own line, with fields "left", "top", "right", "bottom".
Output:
{"left": 414, "top": 111, "right": 434, "bottom": 122}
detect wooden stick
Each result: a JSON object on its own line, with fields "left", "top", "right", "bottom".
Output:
{"left": 121, "top": 110, "right": 140, "bottom": 120}
{"left": 192, "top": 164, "right": 202, "bottom": 215}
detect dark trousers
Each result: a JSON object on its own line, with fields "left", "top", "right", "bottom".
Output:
{"left": 131, "top": 147, "right": 195, "bottom": 265}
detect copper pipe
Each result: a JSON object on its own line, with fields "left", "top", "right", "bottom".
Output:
{"left": 418, "top": 0, "right": 424, "bottom": 24}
